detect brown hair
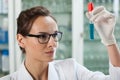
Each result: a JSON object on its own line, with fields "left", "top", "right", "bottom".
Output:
{"left": 17, "top": 6, "right": 57, "bottom": 53}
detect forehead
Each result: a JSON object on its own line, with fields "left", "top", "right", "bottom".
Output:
{"left": 30, "top": 16, "right": 58, "bottom": 33}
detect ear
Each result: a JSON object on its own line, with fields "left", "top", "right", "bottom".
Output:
{"left": 17, "top": 34, "right": 25, "bottom": 48}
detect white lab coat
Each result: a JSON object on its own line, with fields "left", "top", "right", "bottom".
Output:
{"left": 0, "top": 58, "right": 120, "bottom": 80}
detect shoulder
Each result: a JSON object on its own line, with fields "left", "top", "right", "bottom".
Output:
{"left": 51, "top": 58, "right": 88, "bottom": 72}
{"left": 0, "top": 72, "right": 18, "bottom": 80}
{"left": 0, "top": 72, "right": 17, "bottom": 80}
{"left": 51, "top": 58, "right": 77, "bottom": 70}
{"left": 53, "top": 58, "right": 76, "bottom": 66}
{"left": 0, "top": 62, "right": 32, "bottom": 80}
{"left": 0, "top": 75, "right": 10, "bottom": 80}
{"left": 53, "top": 58, "right": 75, "bottom": 63}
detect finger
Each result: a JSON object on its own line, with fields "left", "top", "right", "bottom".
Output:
{"left": 92, "top": 6, "right": 105, "bottom": 15}
{"left": 86, "top": 12, "right": 91, "bottom": 19}
{"left": 90, "top": 10, "right": 105, "bottom": 22}
{"left": 103, "top": 11, "right": 115, "bottom": 19}
{"left": 105, "top": 13, "right": 116, "bottom": 26}
{"left": 86, "top": 6, "right": 104, "bottom": 19}
{"left": 95, "top": 11, "right": 115, "bottom": 24}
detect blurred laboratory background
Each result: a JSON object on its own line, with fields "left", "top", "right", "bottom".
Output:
{"left": 0, "top": 0, "right": 120, "bottom": 77}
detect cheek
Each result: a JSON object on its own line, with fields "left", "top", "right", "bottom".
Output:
{"left": 33, "top": 43, "right": 46, "bottom": 51}
{"left": 25, "top": 38, "right": 46, "bottom": 53}
{"left": 25, "top": 42, "right": 47, "bottom": 60}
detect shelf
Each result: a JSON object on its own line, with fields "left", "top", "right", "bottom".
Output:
{"left": 0, "top": 13, "right": 8, "bottom": 16}
{"left": 0, "top": 72, "right": 9, "bottom": 77}
{"left": 0, "top": 44, "right": 8, "bottom": 50}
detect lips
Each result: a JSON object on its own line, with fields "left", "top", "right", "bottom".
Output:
{"left": 45, "top": 51, "right": 54, "bottom": 56}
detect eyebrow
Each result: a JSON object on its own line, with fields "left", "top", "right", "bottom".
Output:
{"left": 38, "top": 31, "right": 58, "bottom": 34}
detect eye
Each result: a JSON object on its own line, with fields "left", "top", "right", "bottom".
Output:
{"left": 52, "top": 33, "right": 57, "bottom": 38}
{"left": 38, "top": 34, "right": 48, "bottom": 39}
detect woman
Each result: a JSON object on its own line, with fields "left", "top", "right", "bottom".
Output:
{"left": 0, "top": 6, "right": 120, "bottom": 80}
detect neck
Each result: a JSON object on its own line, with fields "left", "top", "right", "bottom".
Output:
{"left": 25, "top": 58, "right": 49, "bottom": 80}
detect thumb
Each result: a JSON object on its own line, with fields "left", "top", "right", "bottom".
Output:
{"left": 86, "top": 12, "right": 91, "bottom": 19}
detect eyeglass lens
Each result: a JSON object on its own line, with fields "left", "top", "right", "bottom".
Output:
{"left": 38, "top": 32, "right": 62, "bottom": 44}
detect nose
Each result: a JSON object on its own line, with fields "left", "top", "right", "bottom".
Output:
{"left": 47, "top": 36, "right": 57, "bottom": 48}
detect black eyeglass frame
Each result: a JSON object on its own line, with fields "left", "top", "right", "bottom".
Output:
{"left": 27, "top": 31, "right": 63, "bottom": 44}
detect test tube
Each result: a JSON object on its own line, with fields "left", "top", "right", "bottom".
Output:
{"left": 88, "top": 0, "right": 94, "bottom": 40}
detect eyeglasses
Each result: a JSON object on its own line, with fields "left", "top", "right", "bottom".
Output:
{"left": 27, "top": 31, "right": 63, "bottom": 44}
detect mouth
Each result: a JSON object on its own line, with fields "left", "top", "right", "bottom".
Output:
{"left": 45, "top": 51, "right": 54, "bottom": 56}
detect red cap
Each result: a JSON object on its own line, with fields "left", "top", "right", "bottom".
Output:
{"left": 88, "top": 2, "right": 94, "bottom": 12}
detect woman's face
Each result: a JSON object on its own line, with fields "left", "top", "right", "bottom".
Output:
{"left": 23, "top": 16, "right": 58, "bottom": 62}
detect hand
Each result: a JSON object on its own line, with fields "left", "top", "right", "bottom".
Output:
{"left": 86, "top": 6, "right": 116, "bottom": 46}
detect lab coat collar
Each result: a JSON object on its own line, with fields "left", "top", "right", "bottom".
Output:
{"left": 17, "top": 61, "right": 59, "bottom": 80}
{"left": 17, "top": 62, "right": 33, "bottom": 80}
{"left": 48, "top": 62, "right": 59, "bottom": 80}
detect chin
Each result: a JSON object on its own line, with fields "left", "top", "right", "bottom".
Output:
{"left": 48, "top": 58, "right": 55, "bottom": 62}
{"left": 45, "top": 53, "right": 56, "bottom": 62}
